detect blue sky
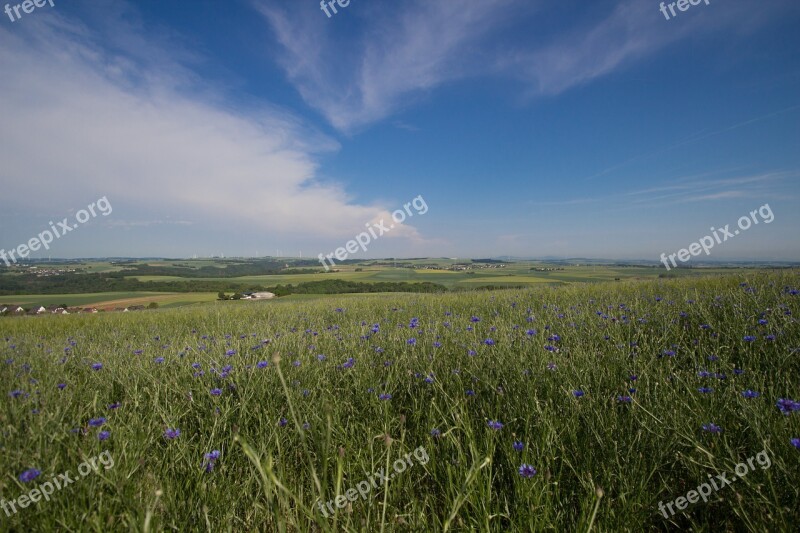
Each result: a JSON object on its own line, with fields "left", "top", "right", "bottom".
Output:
{"left": 1, "top": 0, "right": 799, "bottom": 262}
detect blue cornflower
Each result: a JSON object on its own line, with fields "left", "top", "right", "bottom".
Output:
{"left": 10, "top": 389, "right": 24, "bottom": 398}
{"left": 407, "top": 338, "right": 416, "bottom": 346}
{"left": 279, "top": 417, "right": 288, "bottom": 427}
{"left": 733, "top": 369, "right": 745, "bottom": 375}
{"left": 302, "top": 422, "right": 310, "bottom": 430}
{"left": 470, "top": 316, "right": 480, "bottom": 322}
{"left": 91, "top": 363, "right": 103, "bottom": 371}
{"left": 88, "top": 417, "right": 106, "bottom": 427}
{"left": 573, "top": 390, "right": 585, "bottom": 398}
{"left": 164, "top": 428, "right": 181, "bottom": 439}
{"left": 210, "top": 388, "right": 222, "bottom": 396}
{"left": 424, "top": 375, "right": 435, "bottom": 384}
{"left": 513, "top": 441, "right": 524, "bottom": 452}
{"left": 430, "top": 428, "right": 441, "bottom": 437}
{"left": 702, "top": 423, "right": 722, "bottom": 434}
{"left": 192, "top": 363, "right": 201, "bottom": 369}
{"left": 518, "top": 464, "right": 537, "bottom": 478}
{"left": 108, "top": 402, "right": 121, "bottom": 410}
{"left": 257, "top": 361, "right": 268, "bottom": 369}
{"left": 342, "top": 357, "right": 355, "bottom": 369}
{"left": 776, "top": 398, "right": 800, "bottom": 415}
{"left": 378, "top": 393, "right": 392, "bottom": 400}
{"left": 57, "top": 383, "right": 67, "bottom": 390}
{"left": 19, "top": 469, "right": 41, "bottom": 483}
{"left": 225, "top": 349, "right": 236, "bottom": 356}
{"left": 487, "top": 420, "right": 504, "bottom": 430}
{"left": 617, "top": 395, "right": 632, "bottom": 403}
{"left": 154, "top": 357, "right": 165, "bottom": 364}
{"left": 292, "top": 360, "right": 301, "bottom": 367}
{"left": 466, "top": 389, "right": 475, "bottom": 396}
{"left": 433, "top": 342, "right": 442, "bottom": 348}
{"left": 698, "top": 387, "right": 714, "bottom": 394}
{"left": 741, "top": 390, "right": 760, "bottom": 399}
{"left": 98, "top": 430, "right": 111, "bottom": 441}
{"left": 743, "top": 336, "right": 756, "bottom": 342}
{"left": 791, "top": 438, "right": 800, "bottom": 449}
{"left": 203, "top": 450, "right": 221, "bottom": 472}
{"left": 484, "top": 338, "right": 495, "bottom": 346}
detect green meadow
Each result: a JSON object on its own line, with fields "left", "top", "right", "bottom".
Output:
{"left": 1, "top": 272, "right": 798, "bottom": 531}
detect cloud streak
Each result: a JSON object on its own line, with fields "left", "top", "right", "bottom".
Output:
{"left": 259, "top": 0, "right": 797, "bottom": 132}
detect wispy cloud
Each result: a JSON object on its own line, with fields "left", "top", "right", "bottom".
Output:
{"left": 256, "top": 0, "right": 524, "bottom": 132}
{"left": 259, "top": 0, "right": 796, "bottom": 132}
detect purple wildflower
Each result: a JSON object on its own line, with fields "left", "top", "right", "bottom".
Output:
{"left": 19, "top": 469, "right": 41, "bottom": 483}
{"left": 487, "top": 420, "right": 504, "bottom": 430}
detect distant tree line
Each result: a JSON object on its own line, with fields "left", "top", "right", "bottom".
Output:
{"left": 265, "top": 280, "right": 448, "bottom": 296}
{"left": 0, "top": 272, "right": 449, "bottom": 297}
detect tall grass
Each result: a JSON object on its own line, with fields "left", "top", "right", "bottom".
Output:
{"left": 1, "top": 272, "right": 798, "bottom": 531}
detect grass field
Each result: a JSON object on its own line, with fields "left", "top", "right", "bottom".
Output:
{"left": 1, "top": 292, "right": 217, "bottom": 310}
{"left": 122, "top": 263, "right": 754, "bottom": 290}
{"left": 1, "top": 272, "right": 798, "bottom": 530}
{"left": 3, "top": 263, "right": 761, "bottom": 311}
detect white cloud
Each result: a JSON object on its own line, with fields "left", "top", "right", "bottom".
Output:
{"left": 0, "top": 7, "right": 430, "bottom": 245}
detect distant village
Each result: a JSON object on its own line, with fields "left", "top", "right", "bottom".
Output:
{"left": 6, "top": 264, "right": 81, "bottom": 277}
{"left": 0, "top": 303, "right": 155, "bottom": 316}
